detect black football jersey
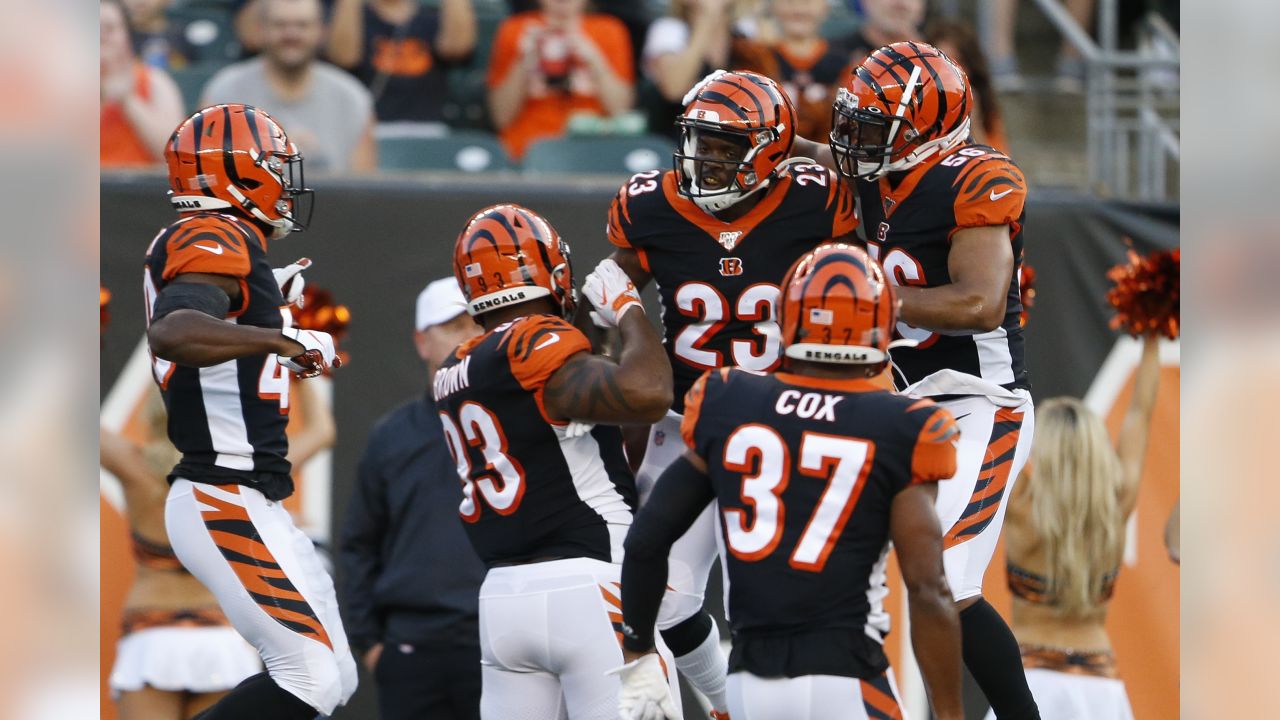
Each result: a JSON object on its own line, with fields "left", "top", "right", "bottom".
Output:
{"left": 607, "top": 166, "right": 858, "bottom": 412}
{"left": 681, "top": 367, "right": 958, "bottom": 679}
{"left": 434, "top": 314, "right": 637, "bottom": 568}
{"left": 856, "top": 143, "right": 1030, "bottom": 392}
{"left": 143, "top": 212, "right": 295, "bottom": 499}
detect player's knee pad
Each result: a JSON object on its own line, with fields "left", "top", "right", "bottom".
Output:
{"left": 659, "top": 611, "right": 714, "bottom": 656}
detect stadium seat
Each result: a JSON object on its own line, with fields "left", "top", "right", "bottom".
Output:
{"left": 377, "top": 132, "right": 515, "bottom": 172}
{"left": 522, "top": 136, "right": 673, "bottom": 175}
{"left": 167, "top": 0, "right": 242, "bottom": 64}
{"left": 171, "top": 63, "right": 222, "bottom": 114}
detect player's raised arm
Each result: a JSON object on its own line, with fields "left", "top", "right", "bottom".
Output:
{"left": 891, "top": 481, "right": 964, "bottom": 720}
{"left": 544, "top": 259, "right": 672, "bottom": 424}
{"left": 793, "top": 135, "right": 836, "bottom": 171}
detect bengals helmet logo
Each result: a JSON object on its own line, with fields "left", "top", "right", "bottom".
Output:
{"left": 719, "top": 258, "right": 744, "bottom": 277}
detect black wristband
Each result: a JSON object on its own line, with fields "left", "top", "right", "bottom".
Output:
{"left": 153, "top": 281, "right": 232, "bottom": 321}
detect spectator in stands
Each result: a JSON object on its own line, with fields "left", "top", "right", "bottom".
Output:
{"left": 840, "top": 0, "right": 924, "bottom": 65}
{"left": 202, "top": 0, "right": 377, "bottom": 173}
{"left": 989, "top": 0, "right": 1095, "bottom": 93}
{"left": 487, "top": 0, "right": 635, "bottom": 160}
{"left": 926, "top": 18, "right": 1008, "bottom": 151}
{"left": 340, "top": 278, "right": 486, "bottom": 720}
{"left": 751, "top": 0, "right": 848, "bottom": 141}
{"left": 326, "top": 0, "right": 476, "bottom": 132}
{"left": 642, "top": 0, "right": 774, "bottom": 139}
{"left": 101, "top": 0, "right": 185, "bottom": 169}
{"left": 122, "top": 0, "right": 196, "bottom": 71}
{"left": 992, "top": 335, "right": 1161, "bottom": 720}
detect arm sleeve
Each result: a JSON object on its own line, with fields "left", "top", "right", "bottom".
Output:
{"left": 338, "top": 434, "right": 390, "bottom": 653}
{"left": 620, "top": 454, "right": 716, "bottom": 652}
{"left": 950, "top": 155, "right": 1026, "bottom": 230}
{"left": 909, "top": 403, "right": 960, "bottom": 485}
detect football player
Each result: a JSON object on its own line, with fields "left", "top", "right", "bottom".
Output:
{"left": 145, "top": 104, "right": 356, "bottom": 720}
{"left": 793, "top": 42, "right": 1040, "bottom": 719}
{"left": 605, "top": 69, "right": 858, "bottom": 717}
{"left": 436, "top": 204, "right": 681, "bottom": 719}
{"left": 613, "top": 243, "right": 964, "bottom": 720}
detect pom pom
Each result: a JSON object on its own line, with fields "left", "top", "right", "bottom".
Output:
{"left": 293, "top": 284, "right": 351, "bottom": 370}
{"left": 1106, "top": 245, "right": 1179, "bottom": 339}
{"left": 100, "top": 285, "right": 111, "bottom": 335}
{"left": 1018, "top": 263, "right": 1036, "bottom": 327}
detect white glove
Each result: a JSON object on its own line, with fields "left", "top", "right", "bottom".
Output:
{"left": 682, "top": 68, "right": 728, "bottom": 106}
{"left": 278, "top": 327, "right": 342, "bottom": 379}
{"left": 608, "top": 653, "right": 678, "bottom": 720}
{"left": 583, "top": 258, "right": 643, "bottom": 328}
{"left": 272, "top": 257, "right": 312, "bottom": 308}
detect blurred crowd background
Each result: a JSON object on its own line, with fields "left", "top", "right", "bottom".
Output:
{"left": 100, "top": 0, "right": 1179, "bottom": 197}
{"left": 93, "top": 2, "right": 1190, "bottom": 720}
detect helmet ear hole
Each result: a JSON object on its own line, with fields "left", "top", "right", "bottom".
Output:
{"left": 239, "top": 178, "right": 262, "bottom": 190}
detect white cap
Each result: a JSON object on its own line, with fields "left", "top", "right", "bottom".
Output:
{"left": 415, "top": 277, "right": 468, "bottom": 331}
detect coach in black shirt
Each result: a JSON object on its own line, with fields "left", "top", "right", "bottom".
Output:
{"left": 339, "top": 277, "right": 486, "bottom": 720}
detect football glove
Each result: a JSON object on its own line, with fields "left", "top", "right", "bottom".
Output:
{"left": 608, "top": 653, "right": 678, "bottom": 720}
{"left": 272, "top": 257, "right": 312, "bottom": 308}
{"left": 278, "top": 327, "right": 342, "bottom": 379}
{"left": 583, "top": 258, "right": 643, "bottom": 328}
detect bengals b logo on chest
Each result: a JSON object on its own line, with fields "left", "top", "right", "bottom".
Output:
{"left": 719, "top": 258, "right": 744, "bottom": 276}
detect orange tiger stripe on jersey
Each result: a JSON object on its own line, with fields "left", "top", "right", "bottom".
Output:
{"left": 830, "top": 179, "right": 858, "bottom": 237}
{"left": 943, "top": 406, "right": 1022, "bottom": 549}
{"left": 860, "top": 675, "right": 904, "bottom": 719}
{"left": 950, "top": 154, "right": 1026, "bottom": 233}
{"left": 500, "top": 315, "right": 591, "bottom": 424}
{"left": 911, "top": 407, "right": 960, "bottom": 483}
{"left": 161, "top": 215, "right": 255, "bottom": 280}
{"left": 194, "top": 486, "right": 333, "bottom": 649}
{"left": 680, "top": 368, "right": 728, "bottom": 448}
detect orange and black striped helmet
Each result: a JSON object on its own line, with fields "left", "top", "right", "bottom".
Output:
{"left": 675, "top": 70, "right": 797, "bottom": 213}
{"left": 165, "top": 104, "right": 313, "bottom": 239}
{"left": 453, "top": 204, "right": 576, "bottom": 319}
{"left": 830, "top": 42, "right": 972, "bottom": 180}
{"left": 780, "top": 242, "right": 909, "bottom": 366}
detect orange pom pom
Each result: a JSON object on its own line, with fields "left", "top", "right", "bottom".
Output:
{"left": 1019, "top": 263, "right": 1036, "bottom": 327}
{"left": 100, "top": 285, "right": 111, "bottom": 335}
{"left": 1106, "top": 245, "right": 1179, "bottom": 339}
{"left": 293, "top": 285, "right": 351, "bottom": 370}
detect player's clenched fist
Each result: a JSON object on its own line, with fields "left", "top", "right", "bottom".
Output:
{"left": 278, "top": 327, "right": 342, "bottom": 378}
{"left": 583, "top": 258, "right": 643, "bottom": 327}
{"left": 608, "top": 653, "right": 678, "bottom": 720}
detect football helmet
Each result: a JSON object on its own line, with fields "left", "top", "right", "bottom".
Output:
{"left": 779, "top": 242, "right": 914, "bottom": 365}
{"left": 165, "top": 104, "right": 314, "bottom": 240}
{"left": 674, "top": 70, "right": 797, "bottom": 213}
{"left": 829, "top": 41, "right": 972, "bottom": 181}
{"left": 453, "top": 204, "right": 577, "bottom": 319}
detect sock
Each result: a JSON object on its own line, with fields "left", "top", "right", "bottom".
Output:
{"left": 191, "top": 672, "right": 318, "bottom": 720}
{"left": 959, "top": 599, "right": 1041, "bottom": 720}
{"left": 661, "top": 612, "right": 728, "bottom": 713}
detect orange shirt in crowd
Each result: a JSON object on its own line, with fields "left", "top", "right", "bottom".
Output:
{"left": 487, "top": 11, "right": 634, "bottom": 160}
{"left": 101, "top": 63, "right": 161, "bottom": 168}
